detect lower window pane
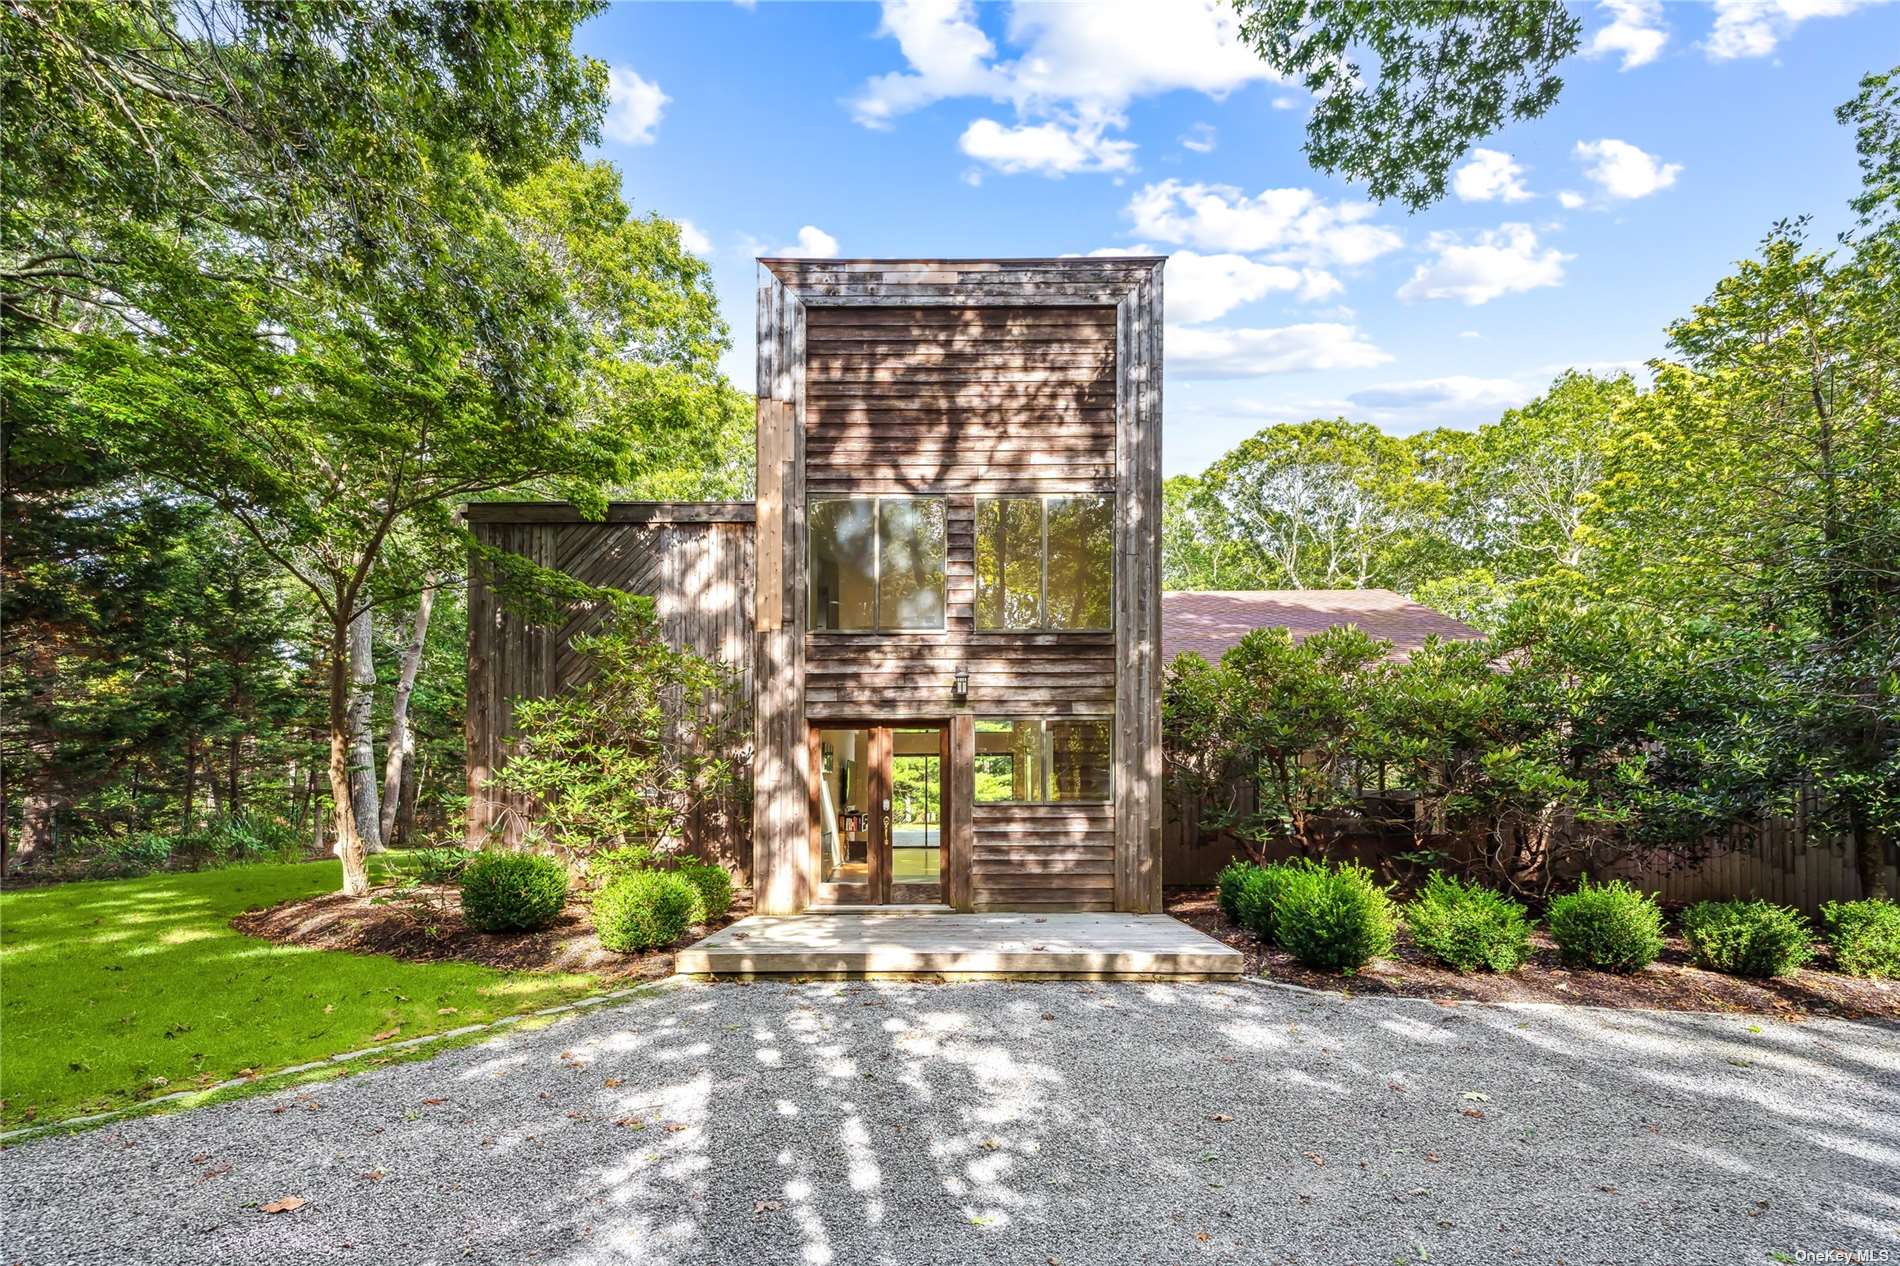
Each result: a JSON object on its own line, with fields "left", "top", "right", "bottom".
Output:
{"left": 1048, "top": 718, "right": 1112, "bottom": 801}
{"left": 974, "top": 718, "right": 1044, "bottom": 802}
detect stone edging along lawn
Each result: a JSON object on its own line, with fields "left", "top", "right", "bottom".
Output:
{"left": 0, "top": 976, "right": 690, "bottom": 1147}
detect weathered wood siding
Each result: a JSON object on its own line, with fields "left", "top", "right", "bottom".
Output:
{"left": 466, "top": 503, "right": 755, "bottom": 879}
{"left": 753, "top": 258, "right": 1164, "bottom": 914}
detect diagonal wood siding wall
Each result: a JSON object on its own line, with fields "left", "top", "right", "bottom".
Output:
{"left": 465, "top": 503, "right": 755, "bottom": 879}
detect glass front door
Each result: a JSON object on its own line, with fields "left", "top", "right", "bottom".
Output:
{"left": 812, "top": 723, "right": 945, "bottom": 905}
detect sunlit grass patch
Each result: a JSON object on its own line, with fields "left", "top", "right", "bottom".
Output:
{"left": 0, "top": 861, "right": 604, "bottom": 1128}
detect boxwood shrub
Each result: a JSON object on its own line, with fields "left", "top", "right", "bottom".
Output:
{"left": 1216, "top": 859, "right": 1257, "bottom": 923}
{"left": 1680, "top": 899, "right": 1813, "bottom": 978}
{"left": 678, "top": 861, "right": 734, "bottom": 922}
{"left": 1232, "top": 858, "right": 1325, "bottom": 941}
{"left": 596, "top": 870, "right": 700, "bottom": 953}
{"left": 1403, "top": 872, "right": 1535, "bottom": 973}
{"left": 1546, "top": 878, "right": 1664, "bottom": 973}
{"left": 1821, "top": 898, "right": 1900, "bottom": 978}
{"left": 459, "top": 852, "right": 569, "bottom": 932}
{"left": 1270, "top": 861, "right": 1398, "bottom": 974}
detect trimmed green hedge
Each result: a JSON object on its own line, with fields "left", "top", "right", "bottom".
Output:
{"left": 1271, "top": 861, "right": 1398, "bottom": 974}
{"left": 1821, "top": 898, "right": 1900, "bottom": 978}
{"left": 596, "top": 870, "right": 699, "bottom": 953}
{"left": 1681, "top": 899, "right": 1812, "bottom": 978}
{"left": 1404, "top": 872, "right": 1534, "bottom": 973}
{"left": 678, "top": 861, "right": 733, "bottom": 921}
{"left": 1546, "top": 878, "right": 1663, "bottom": 973}
{"left": 459, "top": 852, "right": 569, "bottom": 932}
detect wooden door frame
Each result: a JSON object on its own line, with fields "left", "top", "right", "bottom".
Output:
{"left": 807, "top": 719, "right": 949, "bottom": 907}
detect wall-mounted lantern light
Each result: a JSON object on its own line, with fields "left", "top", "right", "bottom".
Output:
{"left": 953, "top": 666, "right": 969, "bottom": 700}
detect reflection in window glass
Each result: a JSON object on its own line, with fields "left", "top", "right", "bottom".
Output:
{"left": 809, "top": 499, "right": 875, "bottom": 630}
{"left": 972, "top": 718, "right": 1110, "bottom": 803}
{"left": 975, "top": 497, "right": 1041, "bottom": 630}
{"left": 1048, "top": 718, "right": 1112, "bottom": 801}
{"left": 1046, "top": 495, "right": 1112, "bottom": 629}
{"left": 879, "top": 498, "right": 946, "bottom": 630}
{"left": 974, "top": 718, "right": 1043, "bottom": 802}
{"left": 808, "top": 496, "right": 944, "bottom": 631}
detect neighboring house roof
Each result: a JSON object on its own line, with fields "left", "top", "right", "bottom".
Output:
{"left": 1161, "top": 589, "right": 1482, "bottom": 664}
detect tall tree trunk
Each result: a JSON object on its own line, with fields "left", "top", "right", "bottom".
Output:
{"left": 227, "top": 731, "right": 241, "bottom": 818}
{"left": 346, "top": 607, "right": 383, "bottom": 853}
{"left": 380, "top": 586, "right": 435, "bottom": 844}
{"left": 329, "top": 620, "right": 370, "bottom": 896}
{"left": 180, "top": 738, "right": 198, "bottom": 832}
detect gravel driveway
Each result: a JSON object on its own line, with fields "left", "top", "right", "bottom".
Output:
{"left": 5, "top": 979, "right": 1897, "bottom": 1265}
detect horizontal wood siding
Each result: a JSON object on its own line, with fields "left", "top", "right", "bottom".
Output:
{"left": 972, "top": 803, "right": 1116, "bottom": 911}
{"left": 805, "top": 305, "right": 1116, "bottom": 495}
{"left": 466, "top": 509, "right": 755, "bottom": 880}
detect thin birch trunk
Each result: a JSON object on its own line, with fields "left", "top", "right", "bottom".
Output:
{"left": 346, "top": 607, "right": 383, "bottom": 854}
{"left": 379, "top": 585, "right": 435, "bottom": 844}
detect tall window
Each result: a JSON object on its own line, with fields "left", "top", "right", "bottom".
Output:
{"left": 975, "top": 495, "right": 1112, "bottom": 630}
{"left": 973, "top": 717, "right": 1112, "bottom": 803}
{"left": 810, "top": 496, "right": 946, "bottom": 630}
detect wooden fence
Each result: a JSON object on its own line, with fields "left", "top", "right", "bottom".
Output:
{"left": 465, "top": 502, "right": 756, "bottom": 880}
{"left": 1163, "top": 785, "right": 1896, "bottom": 914}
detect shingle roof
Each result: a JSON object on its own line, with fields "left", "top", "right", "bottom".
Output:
{"left": 1161, "top": 590, "right": 1482, "bottom": 664}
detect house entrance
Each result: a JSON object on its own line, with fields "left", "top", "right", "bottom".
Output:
{"left": 811, "top": 723, "right": 947, "bottom": 906}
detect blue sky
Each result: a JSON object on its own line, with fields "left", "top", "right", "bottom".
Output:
{"left": 575, "top": 0, "right": 1898, "bottom": 475}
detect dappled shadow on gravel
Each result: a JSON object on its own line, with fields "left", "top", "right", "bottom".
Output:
{"left": 4, "top": 977, "right": 1898, "bottom": 1265}
{"left": 1168, "top": 886, "right": 1900, "bottom": 1022}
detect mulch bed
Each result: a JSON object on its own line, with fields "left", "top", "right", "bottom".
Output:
{"left": 1166, "top": 887, "right": 1900, "bottom": 1022}
{"left": 233, "top": 883, "right": 748, "bottom": 983}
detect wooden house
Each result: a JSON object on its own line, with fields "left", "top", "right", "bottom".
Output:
{"left": 468, "top": 256, "right": 1165, "bottom": 916}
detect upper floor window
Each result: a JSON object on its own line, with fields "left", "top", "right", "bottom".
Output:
{"left": 975, "top": 494, "right": 1112, "bottom": 630}
{"left": 809, "top": 496, "right": 946, "bottom": 631}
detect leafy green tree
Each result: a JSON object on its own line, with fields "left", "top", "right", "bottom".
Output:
{"left": 1230, "top": 0, "right": 1582, "bottom": 210}
{"left": 488, "top": 597, "right": 741, "bottom": 865}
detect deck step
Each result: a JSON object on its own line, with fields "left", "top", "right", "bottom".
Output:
{"left": 676, "top": 912, "right": 1243, "bottom": 979}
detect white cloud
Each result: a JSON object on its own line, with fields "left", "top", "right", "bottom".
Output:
{"left": 675, "top": 219, "right": 712, "bottom": 256}
{"left": 1347, "top": 375, "right": 1534, "bottom": 412}
{"left": 1102, "top": 248, "right": 1336, "bottom": 322}
{"left": 959, "top": 116, "right": 1136, "bottom": 176}
{"left": 1180, "top": 122, "right": 1217, "bottom": 154}
{"left": 1127, "top": 179, "right": 1403, "bottom": 267}
{"left": 1557, "top": 190, "right": 1588, "bottom": 209}
{"left": 604, "top": 67, "right": 669, "bottom": 145}
{"left": 1271, "top": 94, "right": 1299, "bottom": 110}
{"left": 1706, "top": 0, "right": 1873, "bottom": 60}
{"left": 1575, "top": 138, "right": 1682, "bottom": 200}
{"left": 770, "top": 225, "right": 840, "bottom": 259}
{"left": 1168, "top": 322, "right": 1390, "bottom": 378}
{"left": 851, "top": 0, "right": 1281, "bottom": 172}
{"left": 1587, "top": 0, "right": 1669, "bottom": 69}
{"left": 1397, "top": 224, "right": 1571, "bottom": 305}
{"left": 1452, "top": 148, "right": 1533, "bottom": 203}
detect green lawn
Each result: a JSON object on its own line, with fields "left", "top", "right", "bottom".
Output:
{"left": 0, "top": 860, "right": 603, "bottom": 1129}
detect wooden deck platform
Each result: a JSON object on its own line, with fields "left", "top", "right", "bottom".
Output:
{"left": 675, "top": 912, "right": 1243, "bottom": 979}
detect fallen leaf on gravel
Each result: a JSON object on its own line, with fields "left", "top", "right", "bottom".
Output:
{"left": 664, "top": 1122, "right": 689, "bottom": 1133}
{"left": 614, "top": 1117, "right": 646, "bottom": 1129}
{"left": 1597, "top": 1185, "right": 1617, "bottom": 1194}
{"left": 565, "top": 1111, "right": 584, "bottom": 1120}
{"left": 1461, "top": 1092, "right": 1489, "bottom": 1102}
{"left": 190, "top": 1152, "right": 210, "bottom": 1164}
{"left": 362, "top": 1170, "right": 386, "bottom": 1182}
{"left": 1040, "top": 1013, "right": 1055, "bottom": 1021}
{"left": 1424, "top": 1152, "right": 1441, "bottom": 1163}
{"left": 1302, "top": 1152, "right": 1324, "bottom": 1167}
{"left": 422, "top": 1098, "right": 446, "bottom": 1106}
{"left": 603, "top": 1078, "right": 623, "bottom": 1088}
{"left": 372, "top": 1028, "right": 399, "bottom": 1042}
{"left": 1388, "top": 1083, "right": 1407, "bottom": 1093}
{"left": 753, "top": 1200, "right": 782, "bottom": 1214}
{"left": 199, "top": 1166, "right": 231, "bottom": 1182}
{"left": 259, "top": 1197, "right": 304, "bottom": 1215}
{"left": 1195, "top": 1232, "right": 1212, "bottom": 1242}
{"left": 1460, "top": 1108, "right": 1486, "bottom": 1119}
{"left": 1208, "top": 1113, "right": 1233, "bottom": 1122}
